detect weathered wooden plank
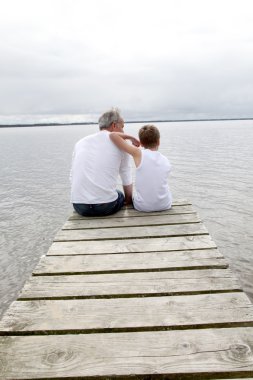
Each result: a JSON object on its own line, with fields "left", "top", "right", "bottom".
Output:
{"left": 63, "top": 212, "right": 201, "bottom": 230}
{"left": 1, "top": 327, "right": 253, "bottom": 379}
{"left": 35, "top": 249, "right": 227, "bottom": 275}
{"left": 19, "top": 269, "right": 241, "bottom": 300}
{"left": 54, "top": 222, "right": 208, "bottom": 242}
{"left": 68, "top": 200, "right": 193, "bottom": 220}
{"left": 48, "top": 235, "right": 217, "bottom": 255}
{"left": 68, "top": 205, "right": 196, "bottom": 221}
{"left": 1, "top": 293, "right": 252, "bottom": 334}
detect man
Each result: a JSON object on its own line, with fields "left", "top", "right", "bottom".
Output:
{"left": 70, "top": 108, "right": 133, "bottom": 216}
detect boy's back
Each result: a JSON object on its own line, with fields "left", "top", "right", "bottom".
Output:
{"left": 109, "top": 124, "right": 172, "bottom": 212}
{"left": 133, "top": 149, "right": 172, "bottom": 212}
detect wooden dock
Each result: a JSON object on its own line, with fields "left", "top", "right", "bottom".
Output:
{"left": 1, "top": 199, "right": 253, "bottom": 379}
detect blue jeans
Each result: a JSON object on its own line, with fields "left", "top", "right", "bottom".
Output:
{"left": 73, "top": 190, "right": 125, "bottom": 217}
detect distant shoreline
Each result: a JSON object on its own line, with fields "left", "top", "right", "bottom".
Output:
{"left": 0, "top": 117, "right": 252, "bottom": 128}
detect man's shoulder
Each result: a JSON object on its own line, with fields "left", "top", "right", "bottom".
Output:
{"left": 76, "top": 132, "right": 99, "bottom": 145}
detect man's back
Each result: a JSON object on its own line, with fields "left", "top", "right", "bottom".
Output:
{"left": 70, "top": 131, "right": 131, "bottom": 204}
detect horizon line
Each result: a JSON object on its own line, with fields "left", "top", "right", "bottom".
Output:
{"left": 0, "top": 117, "right": 253, "bottom": 128}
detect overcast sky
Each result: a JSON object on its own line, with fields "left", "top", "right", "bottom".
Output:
{"left": 1, "top": 0, "right": 253, "bottom": 122}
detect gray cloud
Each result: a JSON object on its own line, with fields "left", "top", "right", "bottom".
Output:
{"left": 1, "top": 0, "right": 253, "bottom": 121}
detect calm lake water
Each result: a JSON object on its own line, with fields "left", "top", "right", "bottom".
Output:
{"left": 0, "top": 120, "right": 253, "bottom": 317}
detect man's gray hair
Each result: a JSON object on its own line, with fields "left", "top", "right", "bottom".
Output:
{"left": 98, "top": 108, "right": 122, "bottom": 130}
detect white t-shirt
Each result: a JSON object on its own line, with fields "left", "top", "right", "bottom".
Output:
{"left": 70, "top": 131, "right": 132, "bottom": 204}
{"left": 133, "top": 149, "right": 172, "bottom": 212}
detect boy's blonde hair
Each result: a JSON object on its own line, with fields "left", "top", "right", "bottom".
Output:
{"left": 139, "top": 124, "right": 160, "bottom": 148}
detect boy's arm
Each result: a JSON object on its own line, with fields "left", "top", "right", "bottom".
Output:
{"left": 110, "top": 132, "right": 141, "bottom": 167}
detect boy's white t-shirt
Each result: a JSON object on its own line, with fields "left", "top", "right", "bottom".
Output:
{"left": 133, "top": 149, "right": 172, "bottom": 212}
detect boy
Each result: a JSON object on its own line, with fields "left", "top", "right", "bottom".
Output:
{"left": 110, "top": 124, "right": 172, "bottom": 212}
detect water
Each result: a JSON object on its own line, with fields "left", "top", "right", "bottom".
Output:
{"left": 0, "top": 120, "right": 253, "bottom": 317}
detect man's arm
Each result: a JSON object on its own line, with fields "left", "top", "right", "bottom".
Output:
{"left": 110, "top": 132, "right": 141, "bottom": 167}
{"left": 123, "top": 184, "right": 133, "bottom": 205}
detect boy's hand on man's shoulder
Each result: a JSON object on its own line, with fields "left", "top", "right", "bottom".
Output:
{"left": 130, "top": 137, "right": 140, "bottom": 147}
